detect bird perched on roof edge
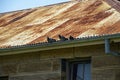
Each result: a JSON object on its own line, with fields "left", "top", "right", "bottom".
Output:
{"left": 69, "top": 35, "right": 75, "bottom": 40}
{"left": 47, "top": 37, "right": 56, "bottom": 43}
{"left": 58, "top": 35, "right": 68, "bottom": 41}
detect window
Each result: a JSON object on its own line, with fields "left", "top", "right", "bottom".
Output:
{"left": 62, "top": 59, "right": 91, "bottom": 80}
{"left": 0, "top": 76, "right": 8, "bottom": 80}
{"left": 71, "top": 62, "right": 91, "bottom": 80}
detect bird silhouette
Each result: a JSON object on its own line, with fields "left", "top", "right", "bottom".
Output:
{"left": 47, "top": 37, "right": 56, "bottom": 43}
{"left": 69, "top": 35, "right": 75, "bottom": 40}
{"left": 58, "top": 35, "right": 68, "bottom": 41}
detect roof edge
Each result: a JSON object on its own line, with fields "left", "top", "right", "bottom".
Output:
{"left": 0, "top": 33, "right": 120, "bottom": 56}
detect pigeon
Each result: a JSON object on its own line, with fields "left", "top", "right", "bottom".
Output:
{"left": 69, "top": 35, "right": 75, "bottom": 40}
{"left": 58, "top": 35, "right": 68, "bottom": 41}
{"left": 47, "top": 37, "right": 56, "bottom": 43}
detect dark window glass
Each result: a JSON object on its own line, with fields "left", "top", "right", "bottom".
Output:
{"left": 0, "top": 76, "right": 8, "bottom": 80}
{"left": 69, "top": 61, "right": 91, "bottom": 80}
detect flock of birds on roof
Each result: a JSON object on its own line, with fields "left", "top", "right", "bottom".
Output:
{"left": 47, "top": 35, "right": 75, "bottom": 43}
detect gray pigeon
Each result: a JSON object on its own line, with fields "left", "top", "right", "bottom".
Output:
{"left": 47, "top": 37, "right": 56, "bottom": 43}
{"left": 69, "top": 35, "right": 75, "bottom": 40}
{"left": 58, "top": 35, "right": 68, "bottom": 41}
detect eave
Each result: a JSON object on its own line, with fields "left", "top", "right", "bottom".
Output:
{"left": 0, "top": 33, "right": 120, "bottom": 56}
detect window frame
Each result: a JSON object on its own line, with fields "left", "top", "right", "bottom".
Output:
{"left": 61, "top": 58, "right": 91, "bottom": 80}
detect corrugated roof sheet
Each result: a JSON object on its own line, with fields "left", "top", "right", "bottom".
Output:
{"left": 0, "top": 0, "right": 120, "bottom": 47}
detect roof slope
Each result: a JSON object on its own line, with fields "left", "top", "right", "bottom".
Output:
{"left": 0, "top": 0, "right": 120, "bottom": 47}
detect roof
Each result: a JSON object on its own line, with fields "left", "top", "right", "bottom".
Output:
{"left": 0, "top": 0, "right": 120, "bottom": 48}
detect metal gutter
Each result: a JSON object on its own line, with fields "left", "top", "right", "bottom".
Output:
{"left": 0, "top": 33, "right": 120, "bottom": 56}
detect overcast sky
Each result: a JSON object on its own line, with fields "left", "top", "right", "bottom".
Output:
{"left": 0, "top": 0, "right": 69, "bottom": 13}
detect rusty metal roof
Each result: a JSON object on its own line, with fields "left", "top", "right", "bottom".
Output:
{"left": 0, "top": 0, "right": 120, "bottom": 47}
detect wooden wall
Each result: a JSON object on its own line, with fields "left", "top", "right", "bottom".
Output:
{"left": 0, "top": 42, "right": 120, "bottom": 80}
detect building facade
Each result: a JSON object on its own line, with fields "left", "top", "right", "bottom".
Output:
{"left": 0, "top": 0, "right": 120, "bottom": 80}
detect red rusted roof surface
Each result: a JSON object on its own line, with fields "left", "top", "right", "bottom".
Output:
{"left": 0, "top": 0, "right": 120, "bottom": 47}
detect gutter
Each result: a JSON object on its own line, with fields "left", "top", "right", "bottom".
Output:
{"left": 105, "top": 39, "right": 120, "bottom": 56}
{"left": 0, "top": 33, "right": 120, "bottom": 56}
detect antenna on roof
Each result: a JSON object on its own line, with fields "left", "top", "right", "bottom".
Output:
{"left": 58, "top": 35, "right": 68, "bottom": 41}
{"left": 47, "top": 37, "right": 56, "bottom": 43}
